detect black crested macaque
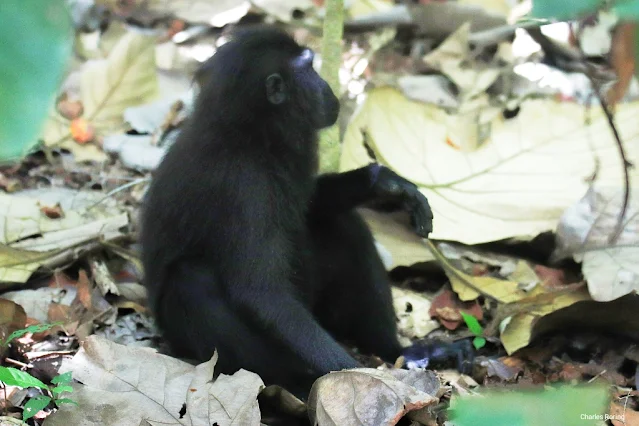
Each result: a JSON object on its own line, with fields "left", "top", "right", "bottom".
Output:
{"left": 141, "top": 26, "right": 435, "bottom": 398}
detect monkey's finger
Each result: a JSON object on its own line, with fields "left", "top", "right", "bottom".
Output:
{"left": 408, "top": 194, "right": 433, "bottom": 238}
{"left": 411, "top": 212, "right": 433, "bottom": 238}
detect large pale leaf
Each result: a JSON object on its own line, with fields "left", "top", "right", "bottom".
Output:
{"left": 169, "top": 0, "right": 250, "bottom": 26}
{"left": 185, "top": 362, "right": 263, "bottom": 425}
{"left": 81, "top": 31, "right": 159, "bottom": 135}
{"left": 341, "top": 88, "right": 639, "bottom": 245}
{"left": 555, "top": 187, "right": 639, "bottom": 302}
{"left": 360, "top": 209, "right": 435, "bottom": 267}
{"left": 251, "top": 0, "right": 314, "bottom": 22}
{"left": 423, "top": 23, "right": 501, "bottom": 100}
{"left": 109, "top": 0, "right": 250, "bottom": 26}
{"left": 459, "top": 0, "right": 511, "bottom": 17}
{"left": 46, "top": 336, "right": 263, "bottom": 426}
{"left": 582, "top": 248, "right": 639, "bottom": 301}
{"left": 0, "top": 189, "right": 128, "bottom": 283}
{"left": 0, "top": 0, "right": 72, "bottom": 161}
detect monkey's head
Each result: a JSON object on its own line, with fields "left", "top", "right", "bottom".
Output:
{"left": 195, "top": 26, "right": 339, "bottom": 131}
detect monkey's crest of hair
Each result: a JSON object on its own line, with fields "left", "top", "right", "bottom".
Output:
{"left": 194, "top": 27, "right": 306, "bottom": 126}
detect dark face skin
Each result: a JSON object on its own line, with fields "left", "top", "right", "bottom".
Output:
{"left": 265, "top": 48, "right": 340, "bottom": 130}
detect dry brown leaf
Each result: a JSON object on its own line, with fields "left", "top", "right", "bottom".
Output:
{"left": 0, "top": 299, "right": 27, "bottom": 356}
{"left": 38, "top": 203, "right": 64, "bottom": 219}
{"left": 429, "top": 241, "right": 528, "bottom": 302}
{"left": 499, "top": 286, "right": 592, "bottom": 354}
{"left": 429, "top": 288, "right": 483, "bottom": 330}
{"left": 554, "top": 187, "right": 639, "bottom": 302}
{"left": 607, "top": 22, "right": 636, "bottom": 106}
{"left": 47, "top": 303, "right": 71, "bottom": 324}
{"left": 186, "top": 364, "right": 263, "bottom": 425}
{"left": 2, "top": 287, "right": 75, "bottom": 323}
{"left": 308, "top": 368, "right": 439, "bottom": 426}
{"left": 76, "top": 270, "right": 93, "bottom": 310}
{"left": 610, "top": 401, "right": 639, "bottom": 425}
{"left": 47, "top": 336, "right": 264, "bottom": 426}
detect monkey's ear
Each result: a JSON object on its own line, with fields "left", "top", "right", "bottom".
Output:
{"left": 266, "top": 73, "right": 288, "bottom": 105}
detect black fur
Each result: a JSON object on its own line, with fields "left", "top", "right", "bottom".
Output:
{"left": 141, "top": 26, "right": 433, "bottom": 397}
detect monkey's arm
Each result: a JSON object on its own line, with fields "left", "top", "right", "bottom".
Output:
{"left": 310, "top": 163, "right": 433, "bottom": 237}
{"left": 225, "top": 203, "right": 360, "bottom": 374}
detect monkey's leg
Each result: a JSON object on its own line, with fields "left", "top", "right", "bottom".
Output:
{"left": 155, "top": 260, "right": 317, "bottom": 394}
{"left": 309, "top": 211, "right": 403, "bottom": 362}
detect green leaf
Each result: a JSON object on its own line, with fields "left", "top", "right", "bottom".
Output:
{"left": 51, "top": 371, "right": 72, "bottom": 385}
{"left": 0, "top": 0, "right": 72, "bottom": 162}
{"left": 55, "top": 398, "right": 79, "bottom": 407}
{"left": 473, "top": 336, "right": 486, "bottom": 350}
{"left": 531, "top": 0, "right": 603, "bottom": 19}
{"left": 4, "top": 322, "right": 62, "bottom": 346}
{"left": 449, "top": 384, "right": 609, "bottom": 426}
{"left": 460, "top": 312, "right": 483, "bottom": 336}
{"left": 22, "top": 395, "right": 51, "bottom": 421}
{"left": 52, "top": 384, "right": 73, "bottom": 397}
{"left": 0, "top": 366, "right": 47, "bottom": 389}
{"left": 614, "top": 0, "right": 639, "bottom": 19}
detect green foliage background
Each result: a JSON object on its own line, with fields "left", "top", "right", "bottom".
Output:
{"left": 0, "top": 0, "right": 72, "bottom": 162}
{"left": 532, "top": 0, "right": 639, "bottom": 19}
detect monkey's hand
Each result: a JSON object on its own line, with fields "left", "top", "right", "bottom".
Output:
{"left": 372, "top": 165, "right": 433, "bottom": 238}
{"left": 401, "top": 339, "right": 474, "bottom": 374}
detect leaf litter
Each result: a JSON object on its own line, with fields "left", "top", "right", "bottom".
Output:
{"left": 1, "top": 0, "right": 639, "bottom": 425}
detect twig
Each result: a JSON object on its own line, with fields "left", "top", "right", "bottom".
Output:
{"left": 572, "top": 25, "right": 633, "bottom": 244}
{"left": 317, "top": 0, "right": 345, "bottom": 173}
{"left": 1, "top": 383, "right": 5, "bottom": 416}
{"left": 5, "top": 358, "right": 32, "bottom": 369}
{"left": 86, "top": 176, "right": 150, "bottom": 211}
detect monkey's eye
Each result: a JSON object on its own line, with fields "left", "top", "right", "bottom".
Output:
{"left": 293, "top": 49, "right": 314, "bottom": 69}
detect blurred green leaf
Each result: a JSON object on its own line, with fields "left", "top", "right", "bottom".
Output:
{"left": 52, "top": 384, "right": 73, "bottom": 397}
{"left": 450, "top": 384, "right": 609, "bottom": 426}
{"left": 4, "top": 322, "right": 62, "bottom": 346}
{"left": 460, "top": 311, "right": 483, "bottom": 336}
{"left": 23, "top": 395, "right": 51, "bottom": 421}
{"left": 531, "top": 0, "right": 602, "bottom": 19}
{"left": 51, "top": 371, "right": 72, "bottom": 385}
{"left": 0, "top": 366, "right": 47, "bottom": 389}
{"left": 55, "top": 397, "right": 79, "bottom": 407}
{"left": 473, "top": 336, "right": 486, "bottom": 349}
{"left": 614, "top": 0, "right": 639, "bottom": 19}
{"left": 0, "top": 0, "right": 72, "bottom": 162}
